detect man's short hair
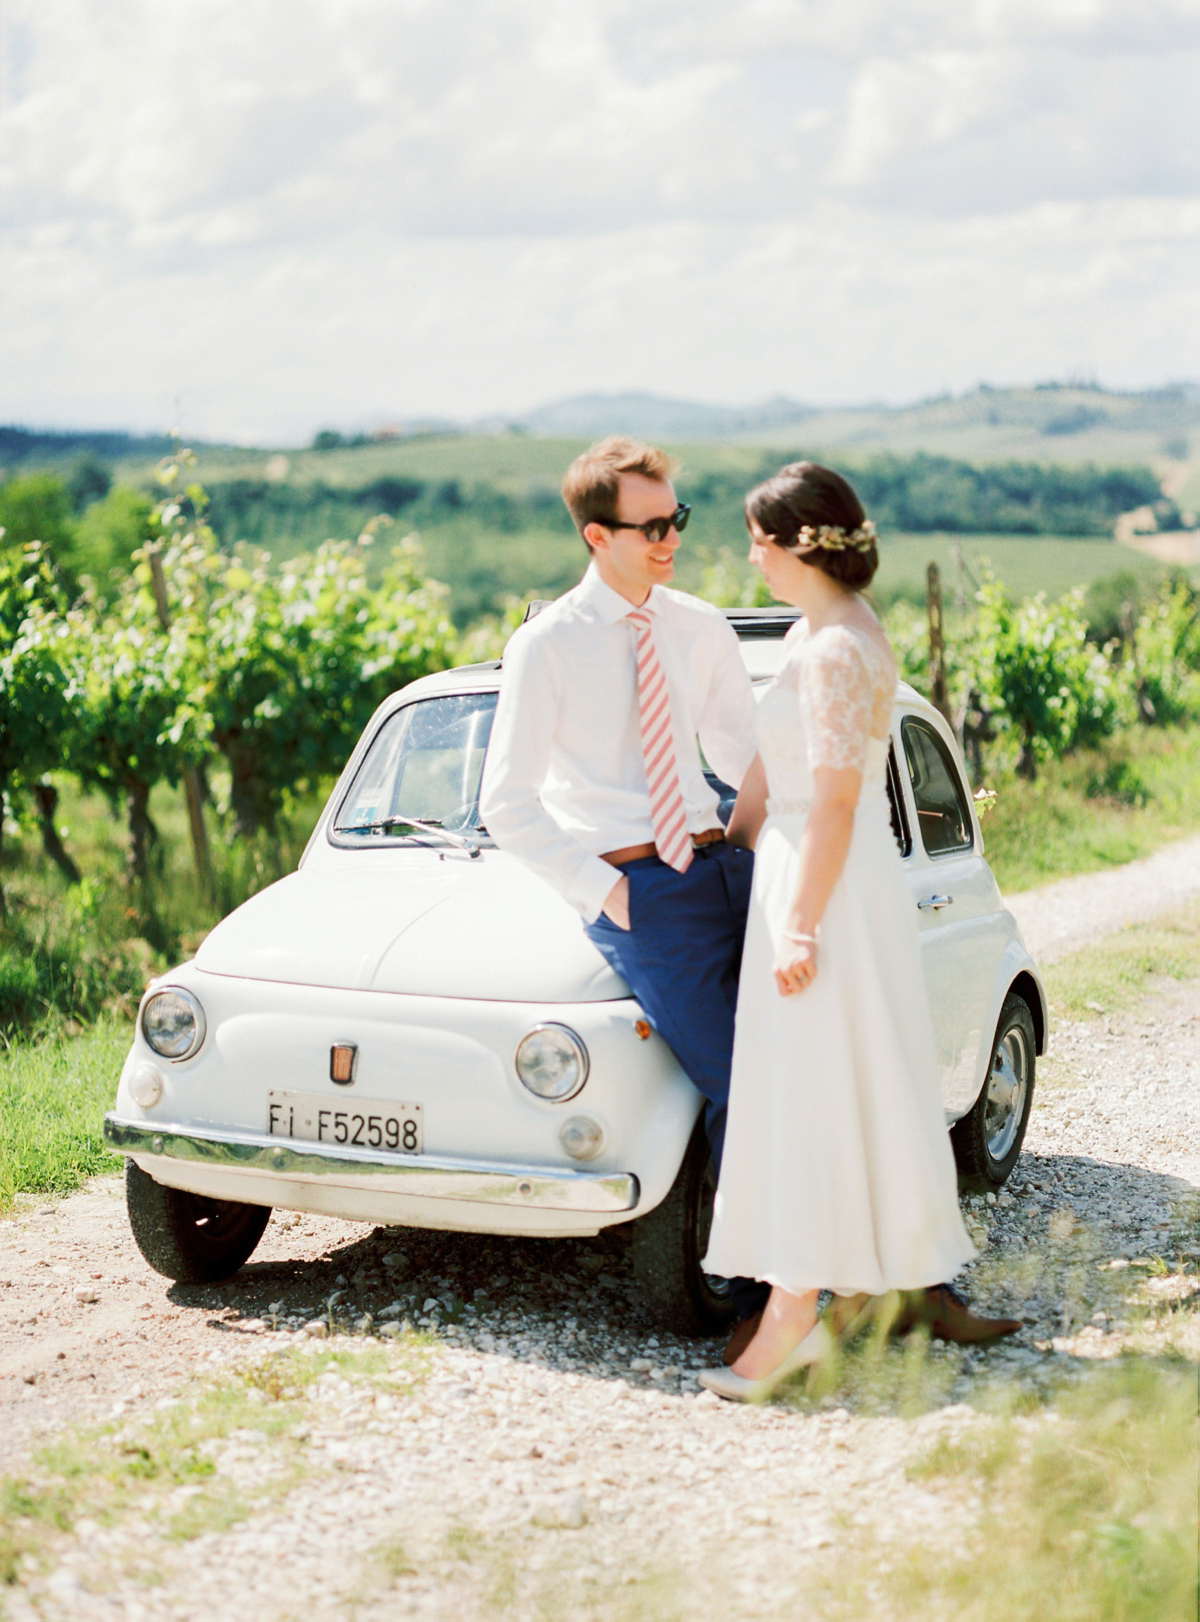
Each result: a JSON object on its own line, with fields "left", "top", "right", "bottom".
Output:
{"left": 561, "top": 436, "right": 678, "bottom": 541}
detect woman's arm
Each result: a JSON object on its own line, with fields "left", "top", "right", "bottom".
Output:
{"left": 773, "top": 763, "right": 861, "bottom": 997}
{"left": 726, "top": 753, "right": 769, "bottom": 850}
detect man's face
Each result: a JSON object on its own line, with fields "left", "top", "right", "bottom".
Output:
{"left": 585, "top": 474, "right": 682, "bottom": 603}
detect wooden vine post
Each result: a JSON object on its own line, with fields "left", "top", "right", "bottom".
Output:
{"left": 146, "top": 546, "right": 215, "bottom": 899}
{"left": 926, "top": 560, "right": 952, "bottom": 724}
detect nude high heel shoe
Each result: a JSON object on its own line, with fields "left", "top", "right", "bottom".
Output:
{"left": 697, "top": 1319, "right": 831, "bottom": 1403}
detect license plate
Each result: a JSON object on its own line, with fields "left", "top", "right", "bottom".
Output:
{"left": 267, "top": 1090, "right": 423, "bottom": 1154}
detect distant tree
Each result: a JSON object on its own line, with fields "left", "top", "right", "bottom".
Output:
{"left": 65, "top": 457, "right": 113, "bottom": 513}
{"left": 697, "top": 549, "right": 774, "bottom": 608}
{"left": 194, "top": 529, "right": 456, "bottom": 839}
{"left": 0, "top": 427, "right": 172, "bottom": 466}
{"left": 0, "top": 545, "right": 77, "bottom": 910}
{"left": 362, "top": 477, "right": 423, "bottom": 512}
{"left": 1130, "top": 578, "right": 1200, "bottom": 725}
{"left": 969, "top": 583, "right": 1122, "bottom": 779}
{"left": 59, "top": 448, "right": 210, "bottom": 906}
{"left": 128, "top": 450, "right": 458, "bottom": 842}
{"left": 73, "top": 487, "right": 156, "bottom": 597}
{"left": 0, "top": 475, "right": 77, "bottom": 574}
{"left": 850, "top": 454, "right": 1160, "bottom": 537}
{"left": 63, "top": 606, "right": 193, "bottom": 901}
{"left": 312, "top": 429, "right": 344, "bottom": 451}
{"left": 1082, "top": 570, "right": 1146, "bottom": 648}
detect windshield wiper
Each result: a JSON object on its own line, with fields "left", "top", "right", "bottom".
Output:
{"left": 339, "top": 816, "right": 482, "bottom": 856}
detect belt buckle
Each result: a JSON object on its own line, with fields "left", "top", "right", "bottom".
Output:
{"left": 692, "top": 827, "right": 725, "bottom": 850}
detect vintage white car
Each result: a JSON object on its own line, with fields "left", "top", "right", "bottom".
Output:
{"left": 105, "top": 607, "right": 1047, "bottom": 1333}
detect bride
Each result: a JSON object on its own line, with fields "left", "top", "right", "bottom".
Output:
{"left": 700, "top": 461, "right": 977, "bottom": 1401}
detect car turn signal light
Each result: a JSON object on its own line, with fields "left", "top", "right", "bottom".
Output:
{"left": 330, "top": 1043, "right": 358, "bottom": 1085}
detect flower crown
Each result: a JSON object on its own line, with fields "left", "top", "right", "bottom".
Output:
{"left": 785, "top": 519, "right": 878, "bottom": 554}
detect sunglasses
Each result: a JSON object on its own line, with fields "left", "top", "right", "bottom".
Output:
{"left": 598, "top": 504, "right": 691, "bottom": 545}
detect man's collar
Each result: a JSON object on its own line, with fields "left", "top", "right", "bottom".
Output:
{"left": 579, "top": 562, "right": 663, "bottom": 624}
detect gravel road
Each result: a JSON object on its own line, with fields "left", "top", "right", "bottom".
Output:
{"left": 2, "top": 849, "right": 1197, "bottom": 1620}
{"left": 1004, "top": 831, "right": 1200, "bottom": 964}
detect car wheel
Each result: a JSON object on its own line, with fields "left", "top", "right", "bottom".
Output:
{"left": 628, "top": 1117, "right": 737, "bottom": 1336}
{"left": 125, "top": 1160, "right": 271, "bottom": 1284}
{"left": 951, "top": 992, "right": 1037, "bottom": 1192}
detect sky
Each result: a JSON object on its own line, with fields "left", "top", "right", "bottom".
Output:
{"left": 2, "top": 0, "right": 1199, "bottom": 444}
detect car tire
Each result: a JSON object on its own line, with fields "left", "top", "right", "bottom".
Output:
{"left": 628, "top": 1117, "right": 737, "bottom": 1337}
{"left": 125, "top": 1160, "right": 271, "bottom": 1284}
{"left": 951, "top": 991, "right": 1037, "bottom": 1192}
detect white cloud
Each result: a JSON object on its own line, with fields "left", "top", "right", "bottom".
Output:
{"left": 1, "top": 0, "right": 1197, "bottom": 438}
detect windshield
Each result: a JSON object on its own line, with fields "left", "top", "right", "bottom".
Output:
{"left": 334, "top": 692, "right": 497, "bottom": 841}
{"left": 739, "top": 638, "right": 790, "bottom": 680}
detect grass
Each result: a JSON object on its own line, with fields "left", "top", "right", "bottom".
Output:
{"left": 1, "top": 1187, "right": 1195, "bottom": 1620}
{"left": 0, "top": 769, "right": 326, "bottom": 1044}
{"left": 803, "top": 1317, "right": 966, "bottom": 1418}
{"left": 873, "top": 533, "right": 1176, "bottom": 608}
{"left": 2, "top": 770, "right": 326, "bottom": 967}
{"left": 0, "top": 1340, "right": 424, "bottom": 1590}
{"left": 343, "top": 1351, "right": 1197, "bottom": 1622}
{"left": 0, "top": 1019, "right": 131, "bottom": 1212}
{"left": 813, "top": 1359, "right": 1198, "bottom": 1622}
{"left": 1042, "top": 904, "right": 1200, "bottom": 1022}
{"left": 981, "top": 724, "right": 1200, "bottom": 893}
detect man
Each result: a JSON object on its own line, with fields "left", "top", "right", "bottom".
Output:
{"left": 480, "top": 435, "right": 770, "bottom": 1344}
{"left": 481, "top": 435, "right": 1019, "bottom": 1355}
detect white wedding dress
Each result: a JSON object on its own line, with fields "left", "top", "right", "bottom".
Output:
{"left": 703, "top": 618, "right": 975, "bottom": 1297}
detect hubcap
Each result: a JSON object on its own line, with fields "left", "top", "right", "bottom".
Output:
{"left": 984, "top": 1024, "right": 1028, "bottom": 1164}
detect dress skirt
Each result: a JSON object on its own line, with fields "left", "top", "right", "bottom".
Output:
{"left": 702, "top": 794, "right": 976, "bottom": 1298}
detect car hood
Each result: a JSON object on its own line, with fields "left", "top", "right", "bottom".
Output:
{"left": 194, "top": 851, "right": 629, "bottom": 1003}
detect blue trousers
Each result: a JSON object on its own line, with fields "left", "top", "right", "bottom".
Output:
{"left": 585, "top": 842, "right": 769, "bottom": 1320}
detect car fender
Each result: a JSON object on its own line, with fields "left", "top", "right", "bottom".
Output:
{"left": 952, "top": 937, "right": 1048, "bottom": 1122}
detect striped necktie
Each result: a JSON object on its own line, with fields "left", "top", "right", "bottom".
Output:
{"left": 627, "top": 608, "right": 693, "bottom": 873}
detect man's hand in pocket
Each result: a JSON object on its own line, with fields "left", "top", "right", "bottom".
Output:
{"left": 601, "top": 875, "right": 631, "bottom": 931}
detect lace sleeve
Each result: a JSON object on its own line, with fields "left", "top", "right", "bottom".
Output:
{"left": 801, "top": 628, "right": 873, "bottom": 773}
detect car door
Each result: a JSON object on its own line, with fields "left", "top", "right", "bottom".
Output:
{"left": 897, "top": 711, "right": 1009, "bottom": 1118}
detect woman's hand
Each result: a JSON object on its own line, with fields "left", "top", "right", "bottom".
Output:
{"left": 773, "top": 762, "right": 859, "bottom": 997}
{"left": 726, "top": 753, "right": 768, "bottom": 851}
{"left": 774, "top": 934, "right": 817, "bottom": 996}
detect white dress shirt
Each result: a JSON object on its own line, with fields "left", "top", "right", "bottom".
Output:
{"left": 480, "top": 564, "right": 757, "bottom": 922}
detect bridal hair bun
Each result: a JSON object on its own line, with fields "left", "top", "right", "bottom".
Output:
{"left": 744, "top": 462, "right": 879, "bottom": 589}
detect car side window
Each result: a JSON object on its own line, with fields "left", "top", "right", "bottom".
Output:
{"left": 885, "top": 742, "right": 912, "bottom": 858}
{"left": 901, "top": 717, "right": 972, "bottom": 857}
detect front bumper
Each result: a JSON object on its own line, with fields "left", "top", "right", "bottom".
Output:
{"left": 103, "top": 1114, "right": 639, "bottom": 1216}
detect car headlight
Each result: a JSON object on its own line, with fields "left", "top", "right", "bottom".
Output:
{"left": 514, "top": 1023, "right": 589, "bottom": 1101}
{"left": 141, "top": 987, "right": 206, "bottom": 1061}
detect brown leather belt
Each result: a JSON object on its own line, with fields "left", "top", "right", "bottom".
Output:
{"left": 600, "top": 828, "right": 725, "bottom": 866}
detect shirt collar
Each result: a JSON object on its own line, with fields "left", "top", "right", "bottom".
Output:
{"left": 578, "top": 562, "right": 663, "bottom": 625}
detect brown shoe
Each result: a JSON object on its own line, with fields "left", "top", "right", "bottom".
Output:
{"left": 722, "top": 1310, "right": 763, "bottom": 1366}
{"left": 907, "top": 1283, "right": 1023, "bottom": 1344}
{"left": 825, "top": 1292, "right": 875, "bottom": 1340}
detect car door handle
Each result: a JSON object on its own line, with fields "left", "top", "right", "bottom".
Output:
{"left": 918, "top": 894, "right": 954, "bottom": 910}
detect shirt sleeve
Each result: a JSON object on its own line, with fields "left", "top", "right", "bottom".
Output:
{"left": 696, "top": 613, "right": 758, "bottom": 790}
{"left": 802, "top": 629, "right": 873, "bottom": 774}
{"left": 478, "top": 625, "right": 621, "bottom": 923}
